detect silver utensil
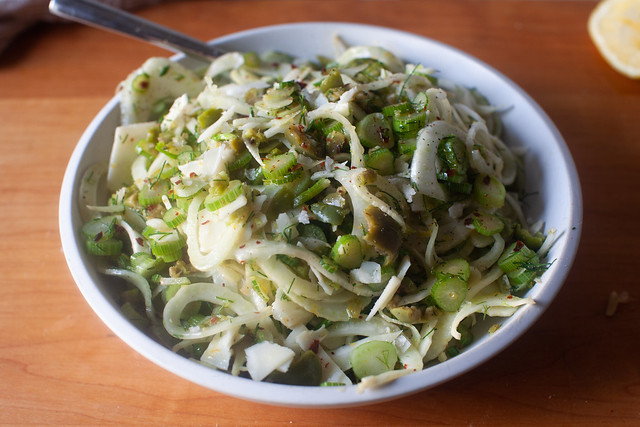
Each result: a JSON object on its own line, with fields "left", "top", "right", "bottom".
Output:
{"left": 48, "top": 0, "right": 224, "bottom": 61}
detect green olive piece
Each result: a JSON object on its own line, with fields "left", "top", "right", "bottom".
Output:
{"left": 284, "top": 125, "right": 325, "bottom": 159}
{"left": 264, "top": 350, "right": 323, "bottom": 386}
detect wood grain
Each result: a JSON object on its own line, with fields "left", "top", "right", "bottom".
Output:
{"left": 1, "top": 0, "right": 639, "bottom": 425}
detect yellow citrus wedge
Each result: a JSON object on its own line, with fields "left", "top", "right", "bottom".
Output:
{"left": 588, "top": 0, "right": 640, "bottom": 79}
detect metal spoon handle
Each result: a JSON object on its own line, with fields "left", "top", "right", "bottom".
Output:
{"left": 48, "top": 0, "right": 223, "bottom": 60}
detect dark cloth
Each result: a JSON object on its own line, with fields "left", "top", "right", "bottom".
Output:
{"left": 0, "top": 0, "right": 166, "bottom": 52}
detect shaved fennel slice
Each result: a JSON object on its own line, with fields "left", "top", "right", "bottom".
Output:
{"left": 102, "top": 268, "right": 154, "bottom": 320}
{"left": 163, "top": 282, "right": 269, "bottom": 339}
{"left": 393, "top": 333, "right": 423, "bottom": 371}
{"left": 116, "top": 218, "right": 149, "bottom": 254}
{"left": 79, "top": 163, "right": 107, "bottom": 222}
{"left": 466, "top": 121, "right": 505, "bottom": 178}
{"left": 118, "top": 57, "right": 204, "bottom": 125}
{"left": 200, "top": 327, "right": 239, "bottom": 371}
{"left": 411, "top": 121, "right": 466, "bottom": 201}
{"left": 236, "top": 240, "right": 365, "bottom": 293}
{"left": 107, "top": 121, "right": 156, "bottom": 192}
{"left": 366, "top": 256, "right": 411, "bottom": 321}
{"left": 336, "top": 46, "right": 404, "bottom": 73}
{"left": 272, "top": 288, "right": 314, "bottom": 328}
{"left": 245, "top": 341, "right": 295, "bottom": 382}
{"left": 317, "top": 347, "right": 353, "bottom": 385}
{"left": 326, "top": 318, "right": 400, "bottom": 340}
{"left": 357, "top": 368, "right": 414, "bottom": 392}
{"left": 306, "top": 108, "right": 365, "bottom": 168}
{"left": 257, "top": 258, "right": 371, "bottom": 322}
{"left": 184, "top": 194, "right": 251, "bottom": 272}
{"left": 204, "top": 52, "right": 245, "bottom": 78}
{"left": 449, "top": 293, "right": 534, "bottom": 340}
{"left": 334, "top": 168, "right": 406, "bottom": 236}
{"left": 470, "top": 234, "right": 505, "bottom": 272}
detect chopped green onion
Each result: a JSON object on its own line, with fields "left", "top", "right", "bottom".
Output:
{"left": 430, "top": 275, "right": 468, "bottom": 312}
{"left": 263, "top": 169, "right": 302, "bottom": 185}
{"left": 262, "top": 152, "right": 297, "bottom": 180}
{"left": 392, "top": 110, "right": 426, "bottom": 137}
{"left": 85, "top": 238, "right": 123, "bottom": 256}
{"left": 82, "top": 216, "right": 117, "bottom": 241}
{"left": 364, "top": 147, "right": 395, "bottom": 175}
{"left": 204, "top": 180, "right": 243, "bottom": 211}
{"left": 471, "top": 210, "right": 505, "bottom": 236}
{"left": 397, "top": 137, "right": 417, "bottom": 156}
{"left": 228, "top": 150, "right": 253, "bottom": 171}
{"left": 293, "top": 178, "right": 331, "bottom": 207}
{"left": 473, "top": 174, "right": 506, "bottom": 209}
{"left": 432, "top": 258, "right": 470, "bottom": 282}
{"left": 382, "top": 102, "right": 412, "bottom": 119}
{"left": 356, "top": 112, "right": 394, "bottom": 148}
{"left": 163, "top": 207, "right": 186, "bottom": 228}
{"left": 138, "top": 180, "right": 170, "bottom": 207}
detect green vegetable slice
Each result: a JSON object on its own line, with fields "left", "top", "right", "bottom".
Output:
{"left": 350, "top": 340, "right": 398, "bottom": 379}
{"left": 204, "top": 180, "right": 244, "bottom": 211}
{"left": 431, "top": 276, "right": 468, "bottom": 312}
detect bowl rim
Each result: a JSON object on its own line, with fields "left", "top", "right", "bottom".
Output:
{"left": 59, "top": 21, "right": 583, "bottom": 408}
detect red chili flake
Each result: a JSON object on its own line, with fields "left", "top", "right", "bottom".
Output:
{"left": 175, "top": 180, "right": 182, "bottom": 185}
{"left": 403, "top": 364, "right": 408, "bottom": 369}
{"left": 114, "top": 224, "right": 125, "bottom": 234}
{"left": 239, "top": 244, "right": 246, "bottom": 249}
{"left": 136, "top": 237, "right": 144, "bottom": 246}
{"left": 94, "top": 231, "right": 103, "bottom": 242}
{"left": 309, "top": 339, "right": 320, "bottom": 354}
{"left": 210, "top": 316, "right": 218, "bottom": 325}
{"left": 464, "top": 217, "right": 473, "bottom": 226}
{"left": 190, "top": 172, "right": 197, "bottom": 178}
{"left": 256, "top": 241, "right": 261, "bottom": 245}
{"left": 507, "top": 295, "right": 513, "bottom": 299}
{"left": 514, "top": 240, "right": 525, "bottom": 252}
{"left": 325, "top": 363, "right": 330, "bottom": 368}
{"left": 201, "top": 220, "right": 210, "bottom": 225}
{"left": 483, "top": 175, "right": 491, "bottom": 185}
{"left": 222, "top": 283, "right": 226, "bottom": 287}
{"left": 473, "top": 211, "right": 481, "bottom": 217}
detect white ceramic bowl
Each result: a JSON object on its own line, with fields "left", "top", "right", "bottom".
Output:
{"left": 59, "top": 22, "right": 582, "bottom": 408}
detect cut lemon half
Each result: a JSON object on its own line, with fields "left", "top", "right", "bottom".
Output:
{"left": 588, "top": 0, "right": 640, "bottom": 78}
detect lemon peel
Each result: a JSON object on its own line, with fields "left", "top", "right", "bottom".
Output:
{"left": 588, "top": 0, "right": 640, "bottom": 79}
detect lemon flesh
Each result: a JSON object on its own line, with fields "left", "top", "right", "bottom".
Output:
{"left": 588, "top": 0, "right": 640, "bottom": 78}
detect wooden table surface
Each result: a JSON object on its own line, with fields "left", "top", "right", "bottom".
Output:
{"left": 1, "top": 0, "right": 639, "bottom": 425}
